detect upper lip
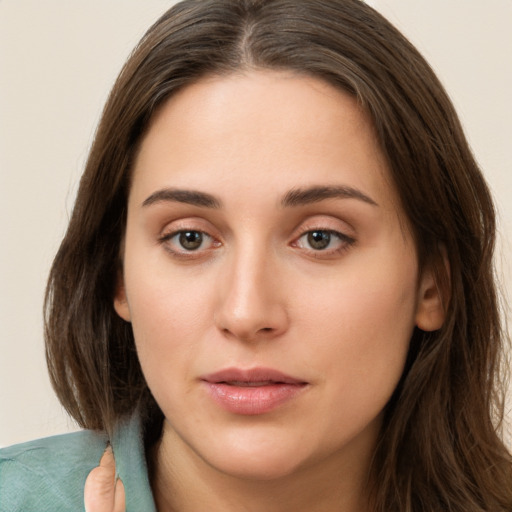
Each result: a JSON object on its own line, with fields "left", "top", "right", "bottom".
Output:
{"left": 201, "top": 367, "right": 307, "bottom": 385}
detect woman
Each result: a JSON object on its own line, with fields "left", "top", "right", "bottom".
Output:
{"left": 1, "top": 1, "right": 510, "bottom": 511}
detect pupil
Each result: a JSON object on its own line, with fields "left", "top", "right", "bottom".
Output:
{"left": 179, "top": 231, "right": 202, "bottom": 250}
{"left": 308, "top": 231, "right": 330, "bottom": 250}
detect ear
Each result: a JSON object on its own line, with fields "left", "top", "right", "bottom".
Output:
{"left": 415, "top": 262, "right": 448, "bottom": 332}
{"left": 113, "top": 270, "right": 131, "bottom": 322}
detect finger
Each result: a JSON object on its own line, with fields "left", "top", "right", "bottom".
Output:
{"left": 114, "top": 477, "right": 126, "bottom": 512}
{"left": 84, "top": 445, "right": 125, "bottom": 512}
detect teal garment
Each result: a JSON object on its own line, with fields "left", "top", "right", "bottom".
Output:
{"left": 0, "top": 414, "right": 156, "bottom": 512}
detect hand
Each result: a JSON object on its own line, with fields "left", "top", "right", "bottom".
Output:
{"left": 84, "top": 445, "right": 126, "bottom": 512}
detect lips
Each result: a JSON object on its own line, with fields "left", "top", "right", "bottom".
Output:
{"left": 201, "top": 367, "right": 308, "bottom": 415}
{"left": 203, "top": 367, "right": 306, "bottom": 386}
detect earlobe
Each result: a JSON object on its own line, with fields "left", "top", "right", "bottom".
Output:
{"left": 415, "top": 264, "right": 448, "bottom": 332}
{"left": 114, "top": 273, "right": 131, "bottom": 322}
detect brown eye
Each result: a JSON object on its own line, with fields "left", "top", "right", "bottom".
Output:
{"left": 159, "top": 228, "right": 219, "bottom": 258}
{"left": 307, "top": 230, "right": 331, "bottom": 250}
{"left": 179, "top": 231, "right": 203, "bottom": 250}
{"left": 293, "top": 228, "right": 355, "bottom": 257}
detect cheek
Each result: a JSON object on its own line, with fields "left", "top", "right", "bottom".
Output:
{"left": 127, "top": 287, "right": 207, "bottom": 414}
{"left": 122, "top": 255, "right": 216, "bottom": 388}
{"left": 294, "top": 252, "right": 418, "bottom": 395}
{"left": 124, "top": 238, "right": 212, "bottom": 331}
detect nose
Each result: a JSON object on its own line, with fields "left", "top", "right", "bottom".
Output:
{"left": 214, "top": 247, "right": 289, "bottom": 342}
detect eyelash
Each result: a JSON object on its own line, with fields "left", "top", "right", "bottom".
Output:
{"left": 158, "top": 227, "right": 355, "bottom": 259}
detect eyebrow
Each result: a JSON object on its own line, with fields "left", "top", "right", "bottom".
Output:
{"left": 281, "top": 185, "right": 378, "bottom": 207}
{"left": 142, "top": 188, "right": 222, "bottom": 209}
{"left": 141, "top": 184, "right": 378, "bottom": 210}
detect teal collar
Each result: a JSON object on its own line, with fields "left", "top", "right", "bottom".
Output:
{"left": 111, "top": 413, "right": 157, "bottom": 511}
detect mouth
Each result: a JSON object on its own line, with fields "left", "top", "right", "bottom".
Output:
{"left": 218, "top": 380, "right": 288, "bottom": 387}
{"left": 200, "top": 367, "right": 308, "bottom": 415}
{"left": 202, "top": 367, "right": 307, "bottom": 385}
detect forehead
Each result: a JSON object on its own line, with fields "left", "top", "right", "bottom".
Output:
{"left": 131, "top": 70, "right": 399, "bottom": 214}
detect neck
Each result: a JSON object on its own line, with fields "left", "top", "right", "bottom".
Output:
{"left": 149, "top": 422, "right": 374, "bottom": 512}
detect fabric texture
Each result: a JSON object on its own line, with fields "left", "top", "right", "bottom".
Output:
{"left": 0, "top": 414, "right": 156, "bottom": 512}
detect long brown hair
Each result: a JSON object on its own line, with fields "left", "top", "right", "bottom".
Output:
{"left": 44, "top": 0, "right": 512, "bottom": 509}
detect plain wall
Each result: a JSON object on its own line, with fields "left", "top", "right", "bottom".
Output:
{"left": 1, "top": 0, "right": 510, "bottom": 447}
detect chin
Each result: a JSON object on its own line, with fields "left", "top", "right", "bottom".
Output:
{"left": 193, "top": 427, "right": 323, "bottom": 482}
{"left": 209, "top": 451, "right": 307, "bottom": 482}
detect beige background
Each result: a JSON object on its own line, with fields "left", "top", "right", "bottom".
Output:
{"left": 1, "top": 0, "right": 510, "bottom": 447}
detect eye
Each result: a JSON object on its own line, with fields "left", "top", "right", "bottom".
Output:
{"left": 306, "top": 230, "right": 332, "bottom": 250}
{"left": 294, "top": 229, "right": 355, "bottom": 254}
{"left": 159, "top": 229, "right": 218, "bottom": 255}
{"left": 177, "top": 231, "right": 205, "bottom": 251}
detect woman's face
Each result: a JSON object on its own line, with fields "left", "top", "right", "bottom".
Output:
{"left": 115, "top": 71, "right": 442, "bottom": 481}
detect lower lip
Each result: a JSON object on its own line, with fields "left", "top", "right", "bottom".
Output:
{"left": 203, "top": 382, "right": 306, "bottom": 415}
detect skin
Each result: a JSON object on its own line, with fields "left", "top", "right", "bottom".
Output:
{"left": 84, "top": 447, "right": 125, "bottom": 512}
{"left": 85, "top": 70, "right": 444, "bottom": 512}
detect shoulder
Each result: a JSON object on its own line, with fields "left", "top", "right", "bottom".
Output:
{"left": 0, "top": 429, "right": 108, "bottom": 512}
